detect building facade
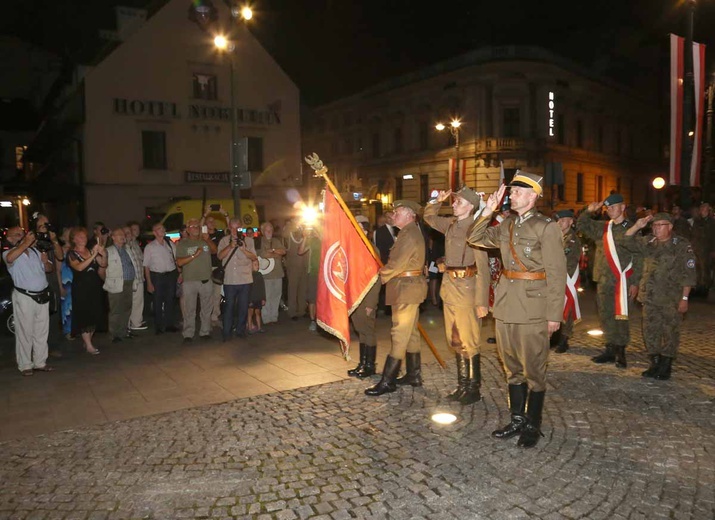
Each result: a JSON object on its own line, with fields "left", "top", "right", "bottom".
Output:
{"left": 302, "top": 46, "right": 665, "bottom": 221}
{"left": 26, "top": 0, "right": 302, "bottom": 229}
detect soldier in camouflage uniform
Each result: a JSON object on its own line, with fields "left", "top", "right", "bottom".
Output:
{"left": 576, "top": 194, "right": 642, "bottom": 368}
{"left": 625, "top": 213, "right": 696, "bottom": 380}
{"left": 423, "top": 187, "right": 490, "bottom": 405}
{"left": 551, "top": 209, "right": 581, "bottom": 353}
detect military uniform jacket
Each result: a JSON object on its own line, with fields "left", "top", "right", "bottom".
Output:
{"left": 576, "top": 211, "right": 642, "bottom": 287}
{"left": 625, "top": 234, "right": 697, "bottom": 306}
{"left": 423, "top": 202, "right": 489, "bottom": 307}
{"left": 380, "top": 221, "right": 427, "bottom": 305}
{"left": 563, "top": 228, "right": 581, "bottom": 275}
{"left": 467, "top": 208, "right": 566, "bottom": 324}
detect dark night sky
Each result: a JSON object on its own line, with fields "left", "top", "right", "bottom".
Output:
{"left": 3, "top": 0, "right": 715, "bottom": 105}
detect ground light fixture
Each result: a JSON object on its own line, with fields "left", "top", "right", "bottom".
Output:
{"left": 587, "top": 329, "right": 604, "bottom": 336}
{"left": 431, "top": 413, "right": 457, "bottom": 425}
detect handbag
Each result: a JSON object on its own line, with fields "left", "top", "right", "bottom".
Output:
{"left": 211, "top": 245, "right": 238, "bottom": 285}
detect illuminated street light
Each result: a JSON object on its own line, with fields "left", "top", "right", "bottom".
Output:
{"left": 213, "top": 34, "right": 228, "bottom": 50}
{"left": 652, "top": 177, "right": 666, "bottom": 190}
{"left": 435, "top": 118, "right": 462, "bottom": 191}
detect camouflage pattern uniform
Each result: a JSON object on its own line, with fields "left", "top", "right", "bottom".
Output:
{"left": 627, "top": 234, "right": 696, "bottom": 358}
{"left": 576, "top": 212, "right": 642, "bottom": 346}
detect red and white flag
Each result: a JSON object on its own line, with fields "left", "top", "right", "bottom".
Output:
{"left": 317, "top": 191, "right": 380, "bottom": 358}
{"left": 670, "top": 33, "right": 706, "bottom": 187}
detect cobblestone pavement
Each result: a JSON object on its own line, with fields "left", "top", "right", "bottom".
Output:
{"left": 1, "top": 293, "right": 714, "bottom": 519}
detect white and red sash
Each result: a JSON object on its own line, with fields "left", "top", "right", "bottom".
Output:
{"left": 563, "top": 265, "right": 581, "bottom": 322}
{"left": 603, "top": 221, "right": 633, "bottom": 320}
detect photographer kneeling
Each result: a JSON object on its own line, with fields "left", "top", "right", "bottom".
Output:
{"left": 2, "top": 227, "right": 56, "bottom": 376}
{"left": 217, "top": 218, "right": 257, "bottom": 341}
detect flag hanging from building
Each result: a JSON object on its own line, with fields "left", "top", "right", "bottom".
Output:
{"left": 670, "top": 33, "right": 706, "bottom": 187}
{"left": 448, "top": 158, "right": 466, "bottom": 188}
{"left": 316, "top": 191, "right": 380, "bottom": 358}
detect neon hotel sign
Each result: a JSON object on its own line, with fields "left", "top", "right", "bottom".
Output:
{"left": 548, "top": 91, "right": 555, "bottom": 137}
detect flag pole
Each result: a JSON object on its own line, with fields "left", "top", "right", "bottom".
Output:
{"left": 305, "top": 153, "right": 446, "bottom": 369}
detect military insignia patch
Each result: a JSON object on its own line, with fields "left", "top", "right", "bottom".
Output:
{"left": 524, "top": 246, "right": 532, "bottom": 255}
{"left": 687, "top": 259, "right": 695, "bottom": 269}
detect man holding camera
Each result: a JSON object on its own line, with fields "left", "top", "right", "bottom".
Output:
{"left": 2, "top": 227, "right": 55, "bottom": 376}
{"left": 33, "top": 214, "right": 64, "bottom": 357}
{"left": 176, "top": 218, "right": 217, "bottom": 341}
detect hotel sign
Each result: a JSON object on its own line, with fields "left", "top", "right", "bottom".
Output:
{"left": 112, "top": 98, "right": 281, "bottom": 125}
{"left": 548, "top": 91, "right": 555, "bottom": 137}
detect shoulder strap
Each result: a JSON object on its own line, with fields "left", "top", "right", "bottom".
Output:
{"left": 222, "top": 244, "right": 239, "bottom": 267}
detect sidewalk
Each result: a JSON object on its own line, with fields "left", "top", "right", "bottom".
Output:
{"left": 0, "top": 290, "right": 714, "bottom": 518}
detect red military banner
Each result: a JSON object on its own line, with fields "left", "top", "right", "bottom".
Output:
{"left": 316, "top": 191, "right": 380, "bottom": 358}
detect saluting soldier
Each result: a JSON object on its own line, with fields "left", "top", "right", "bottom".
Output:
{"left": 365, "top": 200, "right": 427, "bottom": 396}
{"left": 576, "top": 194, "right": 642, "bottom": 368}
{"left": 551, "top": 209, "right": 582, "bottom": 354}
{"left": 467, "top": 172, "right": 566, "bottom": 448}
{"left": 625, "top": 213, "right": 696, "bottom": 380}
{"left": 423, "top": 187, "right": 490, "bottom": 404}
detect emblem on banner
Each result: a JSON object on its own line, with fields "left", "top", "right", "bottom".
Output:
{"left": 323, "top": 242, "right": 348, "bottom": 303}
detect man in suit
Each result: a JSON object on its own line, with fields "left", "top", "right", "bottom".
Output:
{"left": 365, "top": 201, "right": 427, "bottom": 396}
{"left": 467, "top": 172, "right": 566, "bottom": 448}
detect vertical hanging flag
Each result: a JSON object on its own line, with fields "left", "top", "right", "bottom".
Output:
{"left": 448, "top": 158, "right": 466, "bottom": 189}
{"left": 316, "top": 191, "right": 380, "bottom": 358}
{"left": 670, "top": 33, "right": 707, "bottom": 187}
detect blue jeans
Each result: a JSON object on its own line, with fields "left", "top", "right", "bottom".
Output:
{"left": 223, "top": 284, "right": 251, "bottom": 339}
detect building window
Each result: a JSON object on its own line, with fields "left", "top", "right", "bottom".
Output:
{"left": 557, "top": 115, "right": 565, "bottom": 145}
{"left": 395, "top": 177, "right": 403, "bottom": 199}
{"left": 371, "top": 132, "right": 380, "bottom": 158}
{"left": 420, "top": 174, "right": 429, "bottom": 203}
{"left": 419, "top": 122, "right": 429, "bottom": 150}
{"left": 142, "top": 131, "right": 167, "bottom": 170}
{"left": 597, "top": 125, "right": 604, "bottom": 152}
{"left": 245, "top": 136, "right": 263, "bottom": 171}
{"left": 576, "top": 172, "right": 584, "bottom": 203}
{"left": 616, "top": 177, "right": 622, "bottom": 194}
{"left": 576, "top": 119, "right": 584, "bottom": 148}
{"left": 15, "top": 145, "right": 26, "bottom": 174}
{"left": 192, "top": 73, "right": 217, "bottom": 101}
{"left": 503, "top": 107, "right": 520, "bottom": 138}
{"left": 394, "top": 127, "right": 403, "bottom": 154}
{"left": 596, "top": 175, "right": 604, "bottom": 201}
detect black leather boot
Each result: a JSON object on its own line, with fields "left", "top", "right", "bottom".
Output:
{"left": 347, "top": 343, "right": 366, "bottom": 377}
{"left": 641, "top": 354, "right": 660, "bottom": 378}
{"left": 358, "top": 345, "right": 377, "bottom": 378}
{"left": 446, "top": 354, "right": 468, "bottom": 401}
{"left": 591, "top": 343, "right": 615, "bottom": 363}
{"left": 554, "top": 336, "right": 569, "bottom": 353}
{"left": 365, "top": 355, "right": 401, "bottom": 396}
{"left": 614, "top": 345, "right": 627, "bottom": 368}
{"left": 492, "top": 383, "right": 528, "bottom": 439}
{"left": 396, "top": 352, "right": 422, "bottom": 387}
{"left": 654, "top": 356, "right": 673, "bottom": 380}
{"left": 459, "top": 354, "right": 482, "bottom": 405}
{"left": 517, "top": 390, "right": 546, "bottom": 448}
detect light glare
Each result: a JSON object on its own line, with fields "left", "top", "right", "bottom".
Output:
{"left": 587, "top": 329, "right": 604, "bottom": 336}
{"left": 431, "top": 413, "right": 457, "bottom": 425}
{"left": 213, "top": 35, "right": 228, "bottom": 50}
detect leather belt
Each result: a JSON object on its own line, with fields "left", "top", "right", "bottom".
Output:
{"left": 396, "top": 270, "right": 424, "bottom": 278}
{"left": 502, "top": 270, "right": 546, "bottom": 280}
{"left": 445, "top": 265, "right": 476, "bottom": 278}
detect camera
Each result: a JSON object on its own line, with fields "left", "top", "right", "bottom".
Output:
{"left": 234, "top": 231, "right": 245, "bottom": 246}
{"left": 210, "top": 203, "right": 221, "bottom": 211}
{"left": 100, "top": 227, "right": 110, "bottom": 236}
{"left": 35, "top": 232, "right": 54, "bottom": 253}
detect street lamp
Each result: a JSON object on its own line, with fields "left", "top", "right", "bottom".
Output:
{"left": 213, "top": 4, "right": 252, "bottom": 217}
{"left": 653, "top": 176, "right": 666, "bottom": 211}
{"left": 436, "top": 119, "right": 462, "bottom": 191}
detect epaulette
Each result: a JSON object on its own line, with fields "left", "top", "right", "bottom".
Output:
{"left": 672, "top": 237, "right": 680, "bottom": 245}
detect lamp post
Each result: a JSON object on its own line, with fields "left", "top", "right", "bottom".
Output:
{"left": 652, "top": 176, "right": 666, "bottom": 211}
{"left": 436, "top": 119, "right": 462, "bottom": 191}
{"left": 213, "top": 5, "right": 252, "bottom": 217}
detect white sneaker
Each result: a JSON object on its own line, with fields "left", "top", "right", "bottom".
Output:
{"left": 130, "top": 322, "right": 148, "bottom": 331}
{"left": 308, "top": 321, "right": 317, "bottom": 332}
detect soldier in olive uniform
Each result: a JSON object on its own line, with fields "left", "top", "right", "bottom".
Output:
{"left": 423, "top": 187, "right": 490, "bottom": 404}
{"left": 625, "top": 213, "right": 696, "bottom": 380}
{"left": 576, "top": 194, "right": 642, "bottom": 368}
{"left": 551, "top": 209, "right": 581, "bottom": 353}
{"left": 283, "top": 221, "right": 308, "bottom": 320}
{"left": 467, "top": 172, "right": 566, "bottom": 448}
{"left": 347, "top": 215, "right": 381, "bottom": 378}
{"left": 366, "top": 200, "right": 428, "bottom": 396}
